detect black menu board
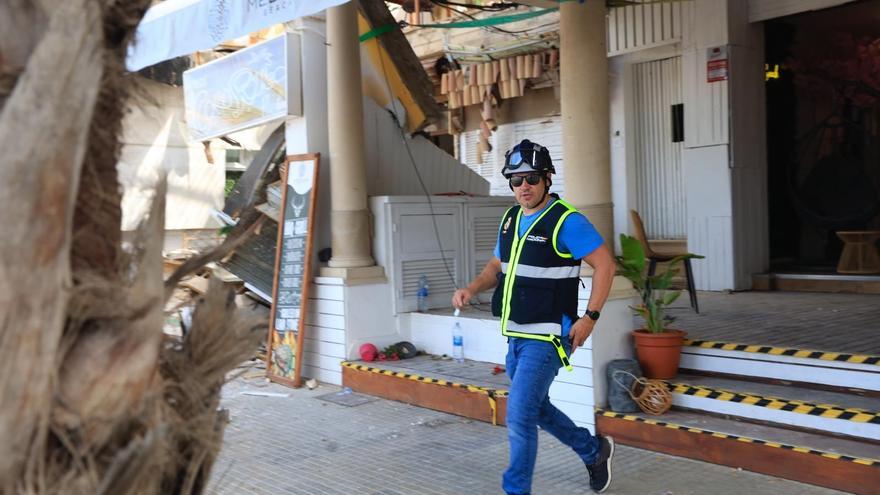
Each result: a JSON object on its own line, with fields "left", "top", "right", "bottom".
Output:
{"left": 267, "top": 153, "right": 319, "bottom": 388}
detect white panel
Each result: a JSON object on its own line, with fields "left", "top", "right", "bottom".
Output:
{"left": 553, "top": 365, "right": 592, "bottom": 386}
{"left": 305, "top": 311, "right": 345, "bottom": 330}
{"left": 632, "top": 56, "right": 685, "bottom": 239}
{"left": 303, "top": 338, "right": 345, "bottom": 359}
{"left": 311, "top": 298, "right": 344, "bottom": 316}
{"left": 302, "top": 351, "right": 342, "bottom": 372}
{"left": 747, "top": 0, "right": 856, "bottom": 22}
{"left": 393, "top": 204, "right": 464, "bottom": 313}
{"left": 607, "top": 0, "right": 684, "bottom": 56}
{"left": 305, "top": 325, "right": 345, "bottom": 345}
{"left": 549, "top": 398, "right": 595, "bottom": 428}
{"left": 300, "top": 365, "right": 341, "bottom": 385}
{"left": 313, "top": 284, "right": 344, "bottom": 301}
{"left": 682, "top": 49, "right": 729, "bottom": 147}
{"left": 549, "top": 382, "right": 596, "bottom": 407}
{"left": 682, "top": 145, "right": 734, "bottom": 290}
{"left": 467, "top": 205, "right": 510, "bottom": 303}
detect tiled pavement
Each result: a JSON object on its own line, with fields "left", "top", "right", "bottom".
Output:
{"left": 670, "top": 291, "right": 879, "bottom": 355}
{"left": 208, "top": 376, "right": 846, "bottom": 495}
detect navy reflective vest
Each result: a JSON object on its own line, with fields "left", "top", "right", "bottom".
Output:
{"left": 491, "top": 197, "right": 582, "bottom": 370}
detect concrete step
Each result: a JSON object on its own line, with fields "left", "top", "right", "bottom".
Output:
{"left": 668, "top": 373, "right": 880, "bottom": 441}
{"left": 681, "top": 338, "right": 880, "bottom": 392}
{"left": 596, "top": 408, "right": 880, "bottom": 495}
{"left": 752, "top": 273, "right": 880, "bottom": 294}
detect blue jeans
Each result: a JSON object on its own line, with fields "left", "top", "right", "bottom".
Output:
{"left": 502, "top": 338, "right": 600, "bottom": 495}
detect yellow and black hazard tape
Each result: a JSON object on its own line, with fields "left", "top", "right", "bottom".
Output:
{"left": 684, "top": 339, "right": 880, "bottom": 366}
{"left": 341, "top": 361, "right": 509, "bottom": 425}
{"left": 667, "top": 382, "right": 880, "bottom": 425}
{"left": 596, "top": 409, "right": 880, "bottom": 467}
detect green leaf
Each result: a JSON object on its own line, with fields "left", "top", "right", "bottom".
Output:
{"left": 650, "top": 269, "right": 675, "bottom": 290}
{"left": 617, "top": 234, "right": 645, "bottom": 274}
{"left": 661, "top": 290, "right": 681, "bottom": 306}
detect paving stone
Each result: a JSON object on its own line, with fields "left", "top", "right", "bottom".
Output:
{"left": 209, "top": 377, "right": 846, "bottom": 495}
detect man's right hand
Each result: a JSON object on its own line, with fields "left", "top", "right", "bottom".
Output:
{"left": 451, "top": 288, "right": 474, "bottom": 309}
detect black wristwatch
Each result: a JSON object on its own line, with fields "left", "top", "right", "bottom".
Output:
{"left": 584, "top": 309, "right": 600, "bottom": 321}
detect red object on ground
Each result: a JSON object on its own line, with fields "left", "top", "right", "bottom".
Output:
{"left": 359, "top": 343, "right": 379, "bottom": 362}
{"left": 492, "top": 365, "right": 505, "bottom": 375}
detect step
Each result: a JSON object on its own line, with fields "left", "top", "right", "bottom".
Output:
{"left": 596, "top": 409, "right": 880, "bottom": 495}
{"left": 682, "top": 338, "right": 880, "bottom": 392}
{"left": 668, "top": 373, "right": 880, "bottom": 441}
{"left": 753, "top": 272, "right": 880, "bottom": 294}
{"left": 341, "top": 357, "right": 509, "bottom": 426}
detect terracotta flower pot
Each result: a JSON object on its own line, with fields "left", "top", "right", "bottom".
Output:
{"left": 632, "top": 329, "right": 687, "bottom": 379}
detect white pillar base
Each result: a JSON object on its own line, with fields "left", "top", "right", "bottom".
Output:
{"left": 319, "top": 265, "right": 386, "bottom": 285}
{"left": 327, "top": 209, "right": 375, "bottom": 268}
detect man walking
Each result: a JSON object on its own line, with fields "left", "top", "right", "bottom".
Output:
{"left": 452, "top": 139, "right": 617, "bottom": 494}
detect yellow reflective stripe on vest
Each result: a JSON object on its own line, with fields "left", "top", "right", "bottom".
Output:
{"left": 552, "top": 208, "right": 576, "bottom": 259}
{"left": 500, "top": 202, "right": 573, "bottom": 372}
{"left": 500, "top": 263, "right": 580, "bottom": 279}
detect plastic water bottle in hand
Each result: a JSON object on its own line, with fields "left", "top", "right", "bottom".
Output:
{"left": 452, "top": 308, "right": 464, "bottom": 363}
{"left": 417, "top": 274, "right": 429, "bottom": 313}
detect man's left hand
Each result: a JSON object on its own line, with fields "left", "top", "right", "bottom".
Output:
{"left": 568, "top": 317, "right": 596, "bottom": 355}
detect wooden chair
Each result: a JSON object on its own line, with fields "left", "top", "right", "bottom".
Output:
{"left": 630, "top": 210, "right": 699, "bottom": 313}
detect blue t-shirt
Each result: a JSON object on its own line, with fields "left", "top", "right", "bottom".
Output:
{"left": 493, "top": 198, "right": 604, "bottom": 337}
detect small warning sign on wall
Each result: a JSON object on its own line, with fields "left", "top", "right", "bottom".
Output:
{"left": 707, "top": 46, "right": 728, "bottom": 83}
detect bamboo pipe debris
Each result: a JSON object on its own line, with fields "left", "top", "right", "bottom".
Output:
{"left": 439, "top": 49, "right": 558, "bottom": 109}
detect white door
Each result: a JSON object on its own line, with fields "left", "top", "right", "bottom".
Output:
{"left": 633, "top": 56, "right": 686, "bottom": 239}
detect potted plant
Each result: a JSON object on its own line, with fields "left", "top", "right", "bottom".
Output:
{"left": 615, "top": 234, "right": 703, "bottom": 379}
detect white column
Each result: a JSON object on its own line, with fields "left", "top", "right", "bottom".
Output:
{"left": 325, "top": 2, "right": 379, "bottom": 275}
{"left": 560, "top": 0, "right": 613, "bottom": 244}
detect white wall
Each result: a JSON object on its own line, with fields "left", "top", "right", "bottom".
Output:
{"left": 363, "top": 98, "right": 489, "bottom": 197}
{"left": 119, "top": 78, "right": 224, "bottom": 233}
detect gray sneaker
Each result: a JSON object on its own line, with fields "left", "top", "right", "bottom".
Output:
{"left": 586, "top": 435, "right": 615, "bottom": 493}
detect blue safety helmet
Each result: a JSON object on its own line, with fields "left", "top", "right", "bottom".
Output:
{"left": 501, "top": 139, "right": 555, "bottom": 178}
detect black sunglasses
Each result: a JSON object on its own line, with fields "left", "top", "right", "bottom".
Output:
{"left": 509, "top": 173, "right": 543, "bottom": 188}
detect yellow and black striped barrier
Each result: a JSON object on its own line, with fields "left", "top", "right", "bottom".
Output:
{"left": 684, "top": 339, "right": 880, "bottom": 366}
{"left": 667, "top": 382, "right": 880, "bottom": 425}
{"left": 597, "top": 409, "right": 880, "bottom": 467}
{"left": 341, "top": 361, "right": 509, "bottom": 425}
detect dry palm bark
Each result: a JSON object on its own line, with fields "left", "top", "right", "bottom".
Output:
{"left": 0, "top": 2, "right": 264, "bottom": 494}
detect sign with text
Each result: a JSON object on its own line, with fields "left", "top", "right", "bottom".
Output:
{"left": 267, "top": 153, "right": 320, "bottom": 388}
{"left": 183, "top": 33, "right": 301, "bottom": 141}
{"left": 706, "top": 45, "right": 729, "bottom": 83}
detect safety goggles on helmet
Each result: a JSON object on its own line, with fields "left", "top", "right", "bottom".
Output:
{"left": 508, "top": 173, "right": 544, "bottom": 188}
{"left": 501, "top": 140, "right": 555, "bottom": 178}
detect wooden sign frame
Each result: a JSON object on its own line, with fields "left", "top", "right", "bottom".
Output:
{"left": 266, "top": 153, "right": 320, "bottom": 388}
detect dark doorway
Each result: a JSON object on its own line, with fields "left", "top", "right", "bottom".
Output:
{"left": 765, "top": 0, "right": 880, "bottom": 272}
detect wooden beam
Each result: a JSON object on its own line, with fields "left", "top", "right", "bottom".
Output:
{"left": 357, "top": 0, "right": 444, "bottom": 128}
